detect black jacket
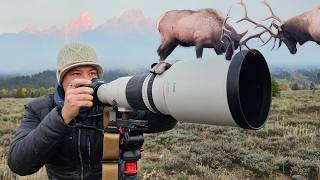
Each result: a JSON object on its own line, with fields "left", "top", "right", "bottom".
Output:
{"left": 8, "top": 94, "right": 177, "bottom": 179}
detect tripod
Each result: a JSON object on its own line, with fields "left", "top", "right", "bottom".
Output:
{"left": 104, "top": 105, "right": 148, "bottom": 180}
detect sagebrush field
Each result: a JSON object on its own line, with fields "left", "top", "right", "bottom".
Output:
{"left": 0, "top": 90, "right": 319, "bottom": 180}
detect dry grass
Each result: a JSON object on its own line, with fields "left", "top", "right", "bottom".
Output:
{"left": 140, "top": 90, "right": 320, "bottom": 180}
{"left": 0, "top": 90, "right": 320, "bottom": 179}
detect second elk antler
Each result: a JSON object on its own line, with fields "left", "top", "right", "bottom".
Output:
{"left": 237, "top": 0, "right": 281, "bottom": 51}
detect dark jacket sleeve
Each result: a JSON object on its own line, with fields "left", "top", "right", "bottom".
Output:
{"left": 7, "top": 98, "right": 72, "bottom": 176}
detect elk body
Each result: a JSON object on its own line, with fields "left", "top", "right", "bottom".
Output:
{"left": 157, "top": 8, "right": 247, "bottom": 61}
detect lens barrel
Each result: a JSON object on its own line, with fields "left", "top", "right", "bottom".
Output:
{"left": 97, "top": 50, "right": 271, "bottom": 129}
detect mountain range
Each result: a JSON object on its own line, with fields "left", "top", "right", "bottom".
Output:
{"left": 0, "top": 9, "right": 160, "bottom": 75}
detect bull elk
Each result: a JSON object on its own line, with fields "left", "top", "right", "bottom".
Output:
{"left": 238, "top": 0, "right": 320, "bottom": 54}
{"left": 156, "top": 8, "right": 248, "bottom": 61}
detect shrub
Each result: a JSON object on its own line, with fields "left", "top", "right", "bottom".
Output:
{"left": 275, "top": 157, "right": 319, "bottom": 179}
{"left": 259, "top": 137, "right": 301, "bottom": 155}
{"left": 0, "top": 169, "right": 3, "bottom": 180}
{"left": 272, "top": 79, "right": 281, "bottom": 97}
{"left": 289, "top": 148, "right": 320, "bottom": 161}
{"left": 240, "top": 152, "right": 275, "bottom": 177}
{"left": 291, "top": 83, "right": 300, "bottom": 91}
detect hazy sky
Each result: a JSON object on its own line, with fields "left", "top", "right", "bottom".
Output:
{"left": 0, "top": 0, "right": 319, "bottom": 74}
{"left": 0, "top": 0, "right": 318, "bottom": 33}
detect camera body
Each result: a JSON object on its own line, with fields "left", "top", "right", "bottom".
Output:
{"left": 81, "top": 78, "right": 105, "bottom": 105}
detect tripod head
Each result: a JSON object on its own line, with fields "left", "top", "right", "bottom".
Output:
{"left": 106, "top": 103, "right": 147, "bottom": 180}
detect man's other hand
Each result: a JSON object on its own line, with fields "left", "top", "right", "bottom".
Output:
{"left": 61, "top": 79, "right": 93, "bottom": 124}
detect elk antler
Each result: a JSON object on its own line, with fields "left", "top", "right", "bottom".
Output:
{"left": 259, "top": 24, "right": 282, "bottom": 50}
{"left": 237, "top": 0, "right": 280, "bottom": 51}
{"left": 220, "top": 7, "right": 237, "bottom": 54}
{"left": 220, "top": 7, "right": 232, "bottom": 44}
{"left": 261, "top": 0, "right": 282, "bottom": 23}
{"left": 261, "top": 0, "right": 283, "bottom": 50}
{"left": 239, "top": 30, "right": 268, "bottom": 51}
{"left": 237, "top": 0, "right": 276, "bottom": 36}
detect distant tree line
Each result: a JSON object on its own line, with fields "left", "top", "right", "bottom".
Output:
{"left": 0, "top": 87, "right": 55, "bottom": 98}
{"left": 1, "top": 69, "right": 316, "bottom": 98}
{"left": 0, "top": 69, "right": 145, "bottom": 90}
{"left": 0, "top": 69, "right": 147, "bottom": 98}
{"left": 271, "top": 78, "right": 319, "bottom": 97}
{"left": 0, "top": 70, "right": 56, "bottom": 89}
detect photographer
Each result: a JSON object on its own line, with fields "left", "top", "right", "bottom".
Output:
{"left": 7, "top": 43, "right": 177, "bottom": 179}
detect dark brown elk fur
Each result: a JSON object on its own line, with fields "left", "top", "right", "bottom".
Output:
{"left": 239, "top": 0, "right": 320, "bottom": 54}
{"left": 157, "top": 8, "right": 247, "bottom": 61}
{"left": 270, "top": 6, "right": 320, "bottom": 54}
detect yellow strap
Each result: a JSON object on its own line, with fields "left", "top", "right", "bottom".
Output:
{"left": 102, "top": 163, "right": 118, "bottom": 180}
{"left": 103, "top": 133, "right": 120, "bottom": 160}
{"left": 102, "top": 107, "right": 120, "bottom": 180}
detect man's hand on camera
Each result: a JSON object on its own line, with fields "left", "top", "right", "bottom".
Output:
{"left": 61, "top": 79, "right": 93, "bottom": 124}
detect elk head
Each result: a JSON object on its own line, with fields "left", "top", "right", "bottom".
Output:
{"left": 237, "top": 0, "right": 297, "bottom": 54}
{"left": 261, "top": 0, "right": 297, "bottom": 54}
{"left": 270, "top": 23, "right": 297, "bottom": 54}
{"left": 224, "top": 30, "right": 248, "bottom": 60}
